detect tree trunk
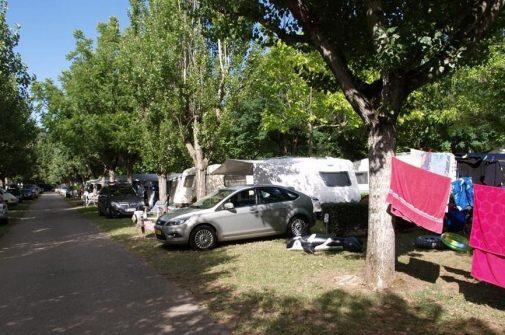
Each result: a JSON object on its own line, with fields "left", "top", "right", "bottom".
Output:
{"left": 364, "top": 119, "right": 396, "bottom": 290}
{"left": 195, "top": 162, "right": 207, "bottom": 200}
{"left": 185, "top": 119, "right": 209, "bottom": 200}
{"left": 158, "top": 173, "right": 168, "bottom": 205}
{"left": 108, "top": 169, "right": 116, "bottom": 183}
{"left": 127, "top": 163, "right": 133, "bottom": 184}
{"left": 307, "top": 122, "right": 314, "bottom": 156}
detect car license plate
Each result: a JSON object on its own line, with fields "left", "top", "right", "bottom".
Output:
{"left": 155, "top": 229, "right": 162, "bottom": 235}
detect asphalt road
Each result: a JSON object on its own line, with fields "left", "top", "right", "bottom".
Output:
{"left": 0, "top": 193, "right": 228, "bottom": 335}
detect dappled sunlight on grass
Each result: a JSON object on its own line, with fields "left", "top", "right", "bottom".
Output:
{"left": 71, "top": 201, "right": 505, "bottom": 334}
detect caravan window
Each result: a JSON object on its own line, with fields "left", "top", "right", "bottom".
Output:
{"left": 183, "top": 175, "right": 195, "bottom": 188}
{"left": 319, "top": 172, "right": 351, "bottom": 187}
{"left": 355, "top": 172, "right": 368, "bottom": 185}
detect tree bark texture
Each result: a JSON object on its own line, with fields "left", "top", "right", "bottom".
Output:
{"left": 127, "top": 161, "right": 133, "bottom": 184}
{"left": 364, "top": 120, "right": 396, "bottom": 290}
{"left": 158, "top": 173, "right": 168, "bottom": 205}
{"left": 108, "top": 169, "right": 116, "bottom": 183}
{"left": 185, "top": 121, "right": 208, "bottom": 201}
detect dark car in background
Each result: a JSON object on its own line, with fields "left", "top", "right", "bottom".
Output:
{"left": 98, "top": 184, "right": 144, "bottom": 218}
{"left": 39, "top": 184, "right": 54, "bottom": 192}
{"left": 21, "top": 187, "right": 37, "bottom": 200}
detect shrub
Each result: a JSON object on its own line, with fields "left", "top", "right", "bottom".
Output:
{"left": 321, "top": 202, "right": 368, "bottom": 236}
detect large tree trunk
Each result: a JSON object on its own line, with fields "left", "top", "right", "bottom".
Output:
{"left": 126, "top": 161, "right": 133, "bottom": 184}
{"left": 158, "top": 173, "right": 168, "bottom": 205}
{"left": 108, "top": 169, "right": 116, "bottom": 183}
{"left": 364, "top": 119, "right": 396, "bottom": 290}
{"left": 186, "top": 120, "right": 209, "bottom": 201}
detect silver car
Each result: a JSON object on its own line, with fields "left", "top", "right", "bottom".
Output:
{"left": 154, "top": 185, "right": 315, "bottom": 250}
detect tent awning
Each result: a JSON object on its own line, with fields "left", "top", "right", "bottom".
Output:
{"left": 211, "top": 160, "right": 255, "bottom": 175}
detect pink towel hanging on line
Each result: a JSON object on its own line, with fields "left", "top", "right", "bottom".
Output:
{"left": 386, "top": 157, "right": 451, "bottom": 233}
{"left": 470, "top": 184, "right": 505, "bottom": 288}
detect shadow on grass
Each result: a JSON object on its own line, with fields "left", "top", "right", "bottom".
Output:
{"left": 73, "top": 204, "right": 503, "bottom": 334}
{"left": 440, "top": 275, "right": 505, "bottom": 311}
{"left": 210, "top": 288, "right": 499, "bottom": 335}
{"left": 114, "top": 234, "right": 502, "bottom": 335}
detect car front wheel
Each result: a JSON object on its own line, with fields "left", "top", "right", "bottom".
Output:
{"left": 189, "top": 225, "right": 217, "bottom": 250}
{"left": 288, "top": 216, "right": 309, "bottom": 237}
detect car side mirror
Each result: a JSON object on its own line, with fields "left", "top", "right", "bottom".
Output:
{"left": 223, "top": 202, "right": 235, "bottom": 210}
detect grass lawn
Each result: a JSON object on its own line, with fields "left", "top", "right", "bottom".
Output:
{"left": 0, "top": 202, "right": 31, "bottom": 238}
{"left": 70, "top": 200, "right": 505, "bottom": 335}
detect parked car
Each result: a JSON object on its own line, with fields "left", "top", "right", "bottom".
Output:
{"left": 5, "top": 186, "right": 22, "bottom": 204}
{"left": 0, "top": 195, "right": 8, "bottom": 223}
{"left": 21, "top": 187, "right": 37, "bottom": 200}
{"left": 24, "top": 185, "right": 40, "bottom": 198}
{"left": 0, "top": 188, "right": 19, "bottom": 206}
{"left": 154, "top": 185, "right": 315, "bottom": 250}
{"left": 98, "top": 184, "right": 144, "bottom": 218}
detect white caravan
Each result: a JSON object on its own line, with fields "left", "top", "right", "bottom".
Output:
{"left": 211, "top": 157, "right": 361, "bottom": 204}
{"left": 353, "top": 159, "right": 369, "bottom": 194}
{"left": 172, "top": 164, "right": 225, "bottom": 206}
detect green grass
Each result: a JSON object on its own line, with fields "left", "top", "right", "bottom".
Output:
{"left": 0, "top": 202, "right": 31, "bottom": 238}
{"left": 70, "top": 200, "right": 505, "bottom": 335}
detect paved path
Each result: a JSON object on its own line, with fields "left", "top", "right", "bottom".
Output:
{"left": 0, "top": 194, "right": 227, "bottom": 335}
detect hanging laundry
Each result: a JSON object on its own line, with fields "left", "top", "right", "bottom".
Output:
{"left": 469, "top": 184, "right": 505, "bottom": 288}
{"left": 445, "top": 206, "right": 467, "bottom": 232}
{"left": 410, "top": 149, "right": 457, "bottom": 180}
{"left": 386, "top": 157, "right": 452, "bottom": 234}
{"left": 451, "top": 177, "right": 474, "bottom": 210}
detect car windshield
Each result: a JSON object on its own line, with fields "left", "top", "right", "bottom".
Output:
{"left": 110, "top": 186, "right": 136, "bottom": 196}
{"left": 190, "top": 189, "right": 234, "bottom": 209}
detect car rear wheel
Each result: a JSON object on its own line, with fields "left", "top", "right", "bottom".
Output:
{"left": 289, "top": 216, "right": 309, "bottom": 237}
{"left": 105, "top": 206, "right": 114, "bottom": 219}
{"left": 189, "top": 225, "right": 217, "bottom": 250}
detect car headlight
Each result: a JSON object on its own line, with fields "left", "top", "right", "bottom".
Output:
{"left": 111, "top": 202, "right": 120, "bottom": 208}
{"left": 167, "top": 217, "right": 190, "bottom": 226}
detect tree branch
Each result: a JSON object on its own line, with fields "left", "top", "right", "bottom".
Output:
{"left": 284, "top": 0, "right": 376, "bottom": 124}
{"left": 365, "top": 0, "right": 385, "bottom": 37}
{"left": 256, "top": 16, "right": 308, "bottom": 45}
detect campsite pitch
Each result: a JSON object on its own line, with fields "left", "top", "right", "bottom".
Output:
{"left": 72, "top": 200, "right": 505, "bottom": 335}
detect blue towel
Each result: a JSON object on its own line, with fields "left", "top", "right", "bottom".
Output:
{"left": 451, "top": 177, "right": 474, "bottom": 210}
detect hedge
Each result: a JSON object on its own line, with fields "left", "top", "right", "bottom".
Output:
{"left": 321, "top": 202, "right": 368, "bottom": 236}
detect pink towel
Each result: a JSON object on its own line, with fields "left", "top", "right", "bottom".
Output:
{"left": 470, "top": 184, "right": 505, "bottom": 288}
{"left": 386, "top": 157, "right": 451, "bottom": 233}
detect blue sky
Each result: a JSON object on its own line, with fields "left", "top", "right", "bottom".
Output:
{"left": 6, "top": 0, "right": 130, "bottom": 82}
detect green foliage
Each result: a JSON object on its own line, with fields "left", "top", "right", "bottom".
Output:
{"left": 398, "top": 38, "right": 505, "bottom": 153}
{"left": 0, "top": 0, "right": 36, "bottom": 180}
{"left": 34, "top": 17, "right": 141, "bottom": 181}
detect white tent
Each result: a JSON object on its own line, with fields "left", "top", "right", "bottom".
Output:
{"left": 212, "top": 157, "right": 361, "bottom": 204}
{"left": 172, "top": 164, "right": 225, "bottom": 206}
